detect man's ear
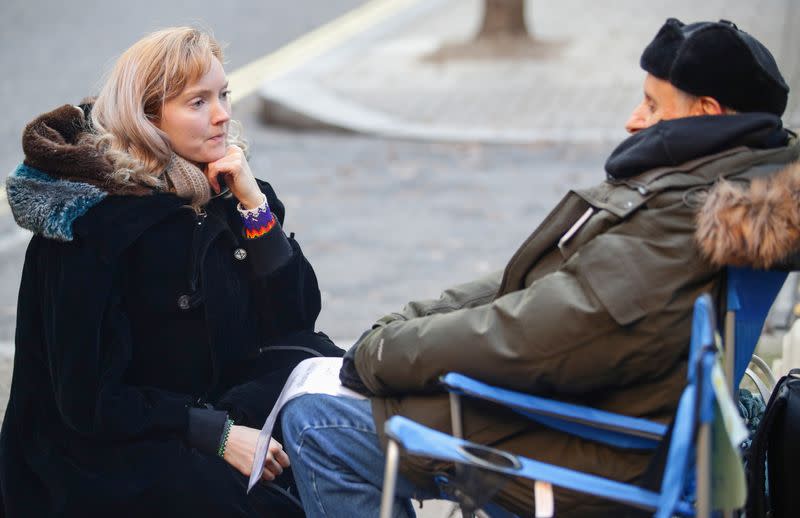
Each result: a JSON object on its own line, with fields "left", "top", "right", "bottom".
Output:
{"left": 692, "top": 96, "right": 725, "bottom": 116}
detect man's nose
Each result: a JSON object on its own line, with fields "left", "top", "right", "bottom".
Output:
{"left": 625, "top": 104, "right": 647, "bottom": 134}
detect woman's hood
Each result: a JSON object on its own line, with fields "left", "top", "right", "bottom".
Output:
{"left": 19, "top": 102, "right": 149, "bottom": 195}
{"left": 696, "top": 161, "right": 800, "bottom": 269}
{"left": 7, "top": 104, "right": 152, "bottom": 241}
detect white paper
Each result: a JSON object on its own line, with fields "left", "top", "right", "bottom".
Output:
{"left": 247, "top": 357, "right": 366, "bottom": 492}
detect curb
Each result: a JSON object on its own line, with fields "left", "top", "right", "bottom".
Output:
{"left": 259, "top": 77, "right": 624, "bottom": 144}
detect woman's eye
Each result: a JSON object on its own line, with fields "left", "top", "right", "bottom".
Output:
{"left": 191, "top": 98, "right": 206, "bottom": 108}
{"left": 220, "top": 90, "right": 231, "bottom": 101}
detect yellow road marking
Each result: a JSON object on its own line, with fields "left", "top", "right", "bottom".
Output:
{"left": 229, "top": 0, "right": 423, "bottom": 104}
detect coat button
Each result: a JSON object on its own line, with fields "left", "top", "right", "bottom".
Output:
{"left": 177, "top": 295, "right": 191, "bottom": 310}
{"left": 233, "top": 248, "right": 247, "bottom": 261}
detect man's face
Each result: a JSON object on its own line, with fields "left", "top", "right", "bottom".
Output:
{"left": 625, "top": 74, "right": 699, "bottom": 134}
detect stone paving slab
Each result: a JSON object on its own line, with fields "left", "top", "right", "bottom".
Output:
{"left": 261, "top": 0, "right": 800, "bottom": 142}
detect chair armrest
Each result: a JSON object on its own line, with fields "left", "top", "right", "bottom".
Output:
{"left": 441, "top": 373, "right": 667, "bottom": 450}
{"left": 384, "top": 416, "right": 693, "bottom": 517}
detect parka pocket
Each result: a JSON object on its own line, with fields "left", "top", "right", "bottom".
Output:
{"left": 574, "top": 233, "right": 667, "bottom": 326}
{"left": 557, "top": 208, "right": 621, "bottom": 263}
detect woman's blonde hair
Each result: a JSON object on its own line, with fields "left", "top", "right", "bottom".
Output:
{"left": 91, "top": 27, "right": 246, "bottom": 188}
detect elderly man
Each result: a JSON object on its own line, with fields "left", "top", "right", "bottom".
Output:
{"left": 280, "top": 19, "right": 797, "bottom": 517}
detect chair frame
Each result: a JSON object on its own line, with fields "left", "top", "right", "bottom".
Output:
{"left": 380, "top": 267, "right": 787, "bottom": 517}
{"left": 380, "top": 295, "right": 721, "bottom": 518}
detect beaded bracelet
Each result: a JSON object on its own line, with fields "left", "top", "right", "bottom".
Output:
{"left": 217, "top": 418, "right": 234, "bottom": 458}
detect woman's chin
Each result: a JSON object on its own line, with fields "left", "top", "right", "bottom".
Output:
{"left": 183, "top": 150, "right": 226, "bottom": 166}
{"left": 206, "top": 146, "right": 229, "bottom": 163}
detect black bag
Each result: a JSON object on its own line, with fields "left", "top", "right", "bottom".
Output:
{"left": 747, "top": 368, "right": 800, "bottom": 517}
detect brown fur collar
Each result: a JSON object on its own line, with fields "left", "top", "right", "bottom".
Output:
{"left": 21, "top": 104, "right": 150, "bottom": 196}
{"left": 696, "top": 162, "right": 800, "bottom": 268}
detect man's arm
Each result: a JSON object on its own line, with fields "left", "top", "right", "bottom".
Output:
{"left": 366, "top": 270, "right": 502, "bottom": 333}
{"left": 351, "top": 201, "right": 712, "bottom": 397}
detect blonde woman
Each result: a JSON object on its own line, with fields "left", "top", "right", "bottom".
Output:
{"left": 0, "top": 27, "right": 341, "bottom": 516}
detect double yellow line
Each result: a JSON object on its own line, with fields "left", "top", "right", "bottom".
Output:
{"left": 229, "top": 0, "right": 423, "bottom": 104}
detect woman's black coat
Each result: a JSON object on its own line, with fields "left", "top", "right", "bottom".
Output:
{"left": 0, "top": 104, "right": 342, "bottom": 516}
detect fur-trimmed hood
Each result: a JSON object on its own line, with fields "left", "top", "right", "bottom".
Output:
{"left": 7, "top": 103, "right": 153, "bottom": 241}
{"left": 697, "top": 161, "right": 800, "bottom": 269}
{"left": 19, "top": 103, "right": 148, "bottom": 196}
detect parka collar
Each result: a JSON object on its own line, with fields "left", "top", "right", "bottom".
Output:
{"left": 604, "top": 113, "right": 789, "bottom": 179}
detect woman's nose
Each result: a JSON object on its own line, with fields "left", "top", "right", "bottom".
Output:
{"left": 212, "top": 100, "right": 231, "bottom": 125}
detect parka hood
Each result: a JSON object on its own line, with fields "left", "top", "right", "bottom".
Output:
{"left": 604, "top": 112, "right": 800, "bottom": 269}
{"left": 697, "top": 160, "right": 800, "bottom": 269}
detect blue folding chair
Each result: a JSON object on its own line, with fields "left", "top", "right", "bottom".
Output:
{"left": 379, "top": 295, "right": 732, "bottom": 518}
{"left": 722, "top": 266, "right": 787, "bottom": 396}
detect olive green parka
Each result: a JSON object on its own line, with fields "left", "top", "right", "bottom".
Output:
{"left": 351, "top": 114, "right": 800, "bottom": 516}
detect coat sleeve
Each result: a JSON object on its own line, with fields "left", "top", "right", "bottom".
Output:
{"left": 237, "top": 180, "right": 321, "bottom": 337}
{"left": 365, "top": 270, "right": 503, "bottom": 331}
{"left": 354, "top": 199, "right": 712, "bottom": 396}
{"left": 37, "top": 237, "right": 201, "bottom": 442}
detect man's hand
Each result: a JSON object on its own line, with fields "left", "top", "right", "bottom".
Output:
{"left": 223, "top": 425, "right": 290, "bottom": 481}
{"left": 339, "top": 337, "right": 374, "bottom": 396}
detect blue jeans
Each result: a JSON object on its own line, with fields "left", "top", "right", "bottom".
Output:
{"left": 280, "top": 394, "right": 434, "bottom": 518}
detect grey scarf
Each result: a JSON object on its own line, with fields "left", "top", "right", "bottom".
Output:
{"left": 164, "top": 153, "right": 211, "bottom": 207}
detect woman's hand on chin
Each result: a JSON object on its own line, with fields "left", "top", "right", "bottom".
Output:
{"left": 205, "top": 145, "right": 264, "bottom": 209}
{"left": 223, "top": 425, "right": 291, "bottom": 481}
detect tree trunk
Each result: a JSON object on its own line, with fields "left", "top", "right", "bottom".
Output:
{"left": 477, "top": 0, "right": 529, "bottom": 39}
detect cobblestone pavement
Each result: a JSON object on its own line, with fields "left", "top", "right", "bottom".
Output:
{"left": 238, "top": 97, "right": 610, "bottom": 341}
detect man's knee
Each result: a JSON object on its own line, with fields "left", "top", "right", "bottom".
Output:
{"left": 280, "top": 394, "right": 320, "bottom": 447}
{"left": 280, "top": 394, "right": 375, "bottom": 456}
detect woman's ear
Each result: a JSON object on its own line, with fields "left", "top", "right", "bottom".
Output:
{"left": 147, "top": 113, "right": 161, "bottom": 129}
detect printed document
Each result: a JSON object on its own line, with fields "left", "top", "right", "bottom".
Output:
{"left": 247, "top": 357, "right": 366, "bottom": 492}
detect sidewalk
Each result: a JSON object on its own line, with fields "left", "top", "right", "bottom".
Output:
{"left": 260, "top": 0, "right": 800, "bottom": 143}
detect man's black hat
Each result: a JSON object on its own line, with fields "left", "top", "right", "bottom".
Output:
{"left": 640, "top": 18, "right": 789, "bottom": 116}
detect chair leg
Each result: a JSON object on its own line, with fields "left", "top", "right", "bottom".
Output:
{"left": 696, "top": 422, "right": 711, "bottom": 518}
{"left": 724, "top": 310, "right": 736, "bottom": 397}
{"left": 450, "top": 393, "right": 464, "bottom": 439}
{"left": 380, "top": 440, "right": 401, "bottom": 518}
